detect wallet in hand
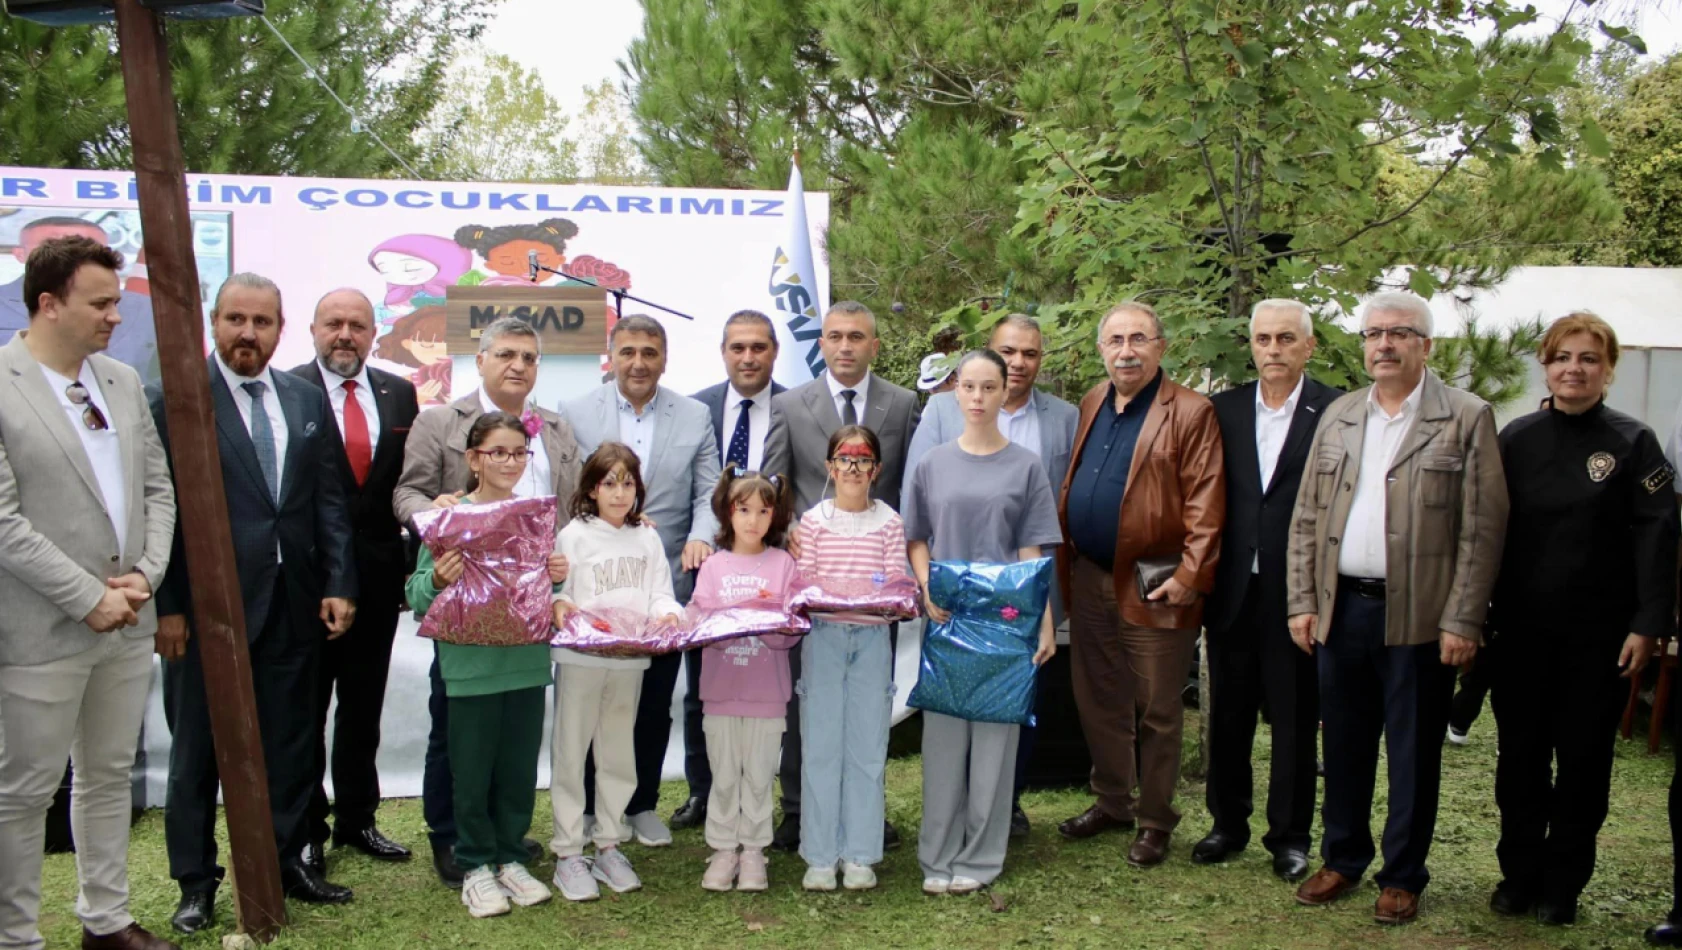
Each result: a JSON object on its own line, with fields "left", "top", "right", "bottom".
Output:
{"left": 1134, "top": 556, "right": 1180, "bottom": 601}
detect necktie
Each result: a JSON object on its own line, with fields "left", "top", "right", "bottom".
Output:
{"left": 341, "top": 379, "right": 372, "bottom": 487}
{"left": 241, "top": 380, "right": 280, "bottom": 504}
{"left": 726, "top": 398, "right": 753, "bottom": 471}
{"left": 840, "top": 389, "right": 858, "bottom": 426}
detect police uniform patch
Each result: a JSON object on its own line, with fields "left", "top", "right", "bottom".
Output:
{"left": 1587, "top": 452, "right": 1616, "bottom": 483}
{"left": 1643, "top": 462, "right": 1675, "bottom": 495}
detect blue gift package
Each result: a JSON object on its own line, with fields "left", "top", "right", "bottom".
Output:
{"left": 907, "top": 558, "right": 1053, "bottom": 727}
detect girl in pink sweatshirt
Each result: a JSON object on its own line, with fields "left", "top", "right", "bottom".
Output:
{"left": 692, "top": 467, "right": 801, "bottom": 893}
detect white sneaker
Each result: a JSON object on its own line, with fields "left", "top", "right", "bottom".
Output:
{"left": 592, "top": 847, "right": 643, "bottom": 893}
{"left": 737, "top": 849, "right": 769, "bottom": 892}
{"left": 1447, "top": 726, "right": 1470, "bottom": 746}
{"left": 802, "top": 864, "right": 837, "bottom": 891}
{"left": 462, "top": 865, "right": 511, "bottom": 918}
{"left": 626, "top": 811, "right": 672, "bottom": 847}
{"left": 841, "top": 861, "right": 877, "bottom": 890}
{"left": 553, "top": 855, "right": 600, "bottom": 902}
{"left": 495, "top": 862, "right": 551, "bottom": 907}
{"left": 949, "top": 875, "right": 983, "bottom": 895}
{"left": 922, "top": 876, "right": 951, "bottom": 896}
{"left": 701, "top": 849, "right": 738, "bottom": 892}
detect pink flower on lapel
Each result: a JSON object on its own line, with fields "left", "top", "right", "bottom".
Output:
{"left": 521, "top": 410, "right": 542, "bottom": 438}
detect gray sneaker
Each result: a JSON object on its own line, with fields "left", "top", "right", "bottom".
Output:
{"left": 626, "top": 810, "right": 672, "bottom": 847}
{"left": 552, "top": 855, "right": 599, "bottom": 903}
{"left": 592, "top": 847, "right": 643, "bottom": 893}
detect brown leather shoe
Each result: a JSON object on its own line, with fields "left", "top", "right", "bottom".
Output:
{"left": 83, "top": 923, "right": 181, "bottom": 950}
{"left": 1125, "top": 829, "right": 1171, "bottom": 868}
{"left": 1295, "top": 867, "right": 1361, "bottom": 906}
{"left": 1057, "top": 805, "right": 1136, "bottom": 840}
{"left": 1374, "top": 887, "right": 1419, "bottom": 925}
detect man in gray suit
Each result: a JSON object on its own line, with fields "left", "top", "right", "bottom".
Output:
{"left": 902, "top": 313, "right": 1078, "bottom": 839}
{"left": 392, "top": 317, "right": 582, "bottom": 887}
{"left": 763, "top": 299, "right": 921, "bottom": 852}
{"left": 0, "top": 237, "right": 177, "bottom": 950}
{"left": 565, "top": 313, "right": 721, "bottom": 849}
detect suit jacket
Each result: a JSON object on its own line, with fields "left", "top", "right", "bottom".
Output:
{"left": 565, "top": 383, "right": 721, "bottom": 600}
{"left": 288, "top": 361, "right": 421, "bottom": 608}
{"left": 1204, "top": 378, "right": 1342, "bottom": 638}
{"left": 1286, "top": 371, "right": 1508, "bottom": 647}
{"left": 0, "top": 334, "right": 176, "bottom": 665}
{"left": 153, "top": 358, "right": 357, "bottom": 643}
{"left": 764, "top": 372, "right": 921, "bottom": 517}
{"left": 1057, "top": 375, "right": 1225, "bottom": 631}
{"left": 1, "top": 278, "right": 161, "bottom": 388}
{"left": 392, "top": 390, "right": 582, "bottom": 529}
{"left": 692, "top": 379, "right": 787, "bottom": 468}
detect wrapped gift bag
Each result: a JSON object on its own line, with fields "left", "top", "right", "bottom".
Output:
{"left": 788, "top": 573, "right": 921, "bottom": 621}
{"left": 908, "top": 557, "right": 1053, "bottom": 726}
{"left": 411, "top": 496, "right": 558, "bottom": 646}
{"left": 552, "top": 603, "right": 809, "bottom": 659}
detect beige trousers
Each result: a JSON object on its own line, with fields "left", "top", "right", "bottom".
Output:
{"left": 702, "top": 715, "right": 785, "bottom": 851}
{"left": 549, "top": 664, "right": 642, "bottom": 857}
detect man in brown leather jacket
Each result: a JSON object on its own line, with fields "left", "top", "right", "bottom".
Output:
{"left": 1054, "top": 301, "right": 1225, "bottom": 869}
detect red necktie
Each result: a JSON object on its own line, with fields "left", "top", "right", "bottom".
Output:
{"left": 341, "top": 379, "right": 372, "bottom": 487}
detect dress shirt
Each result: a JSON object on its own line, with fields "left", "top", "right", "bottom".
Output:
{"left": 477, "top": 388, "right": 552, "bottom": 499}
{"left": 826, "top": 370, "right": 870, "bottom": 426}
{"left": 317, "top": 359, "right": 382, "bottom": 457}
{"left": 1000, "top": 391, "right": 1043, "bottom": 457}
{"left": 1252, "top": 375, "right": 1304, "bottom": 572}
{"left": 615, "top": 386, "right": 661, "bottom": 466}
{"left": 1066, "top": 371, "right": 1162, "bottom": 571}
{"left": 41, "top": 361, "right": 127, "bottom": 560}
{"left": 1337, "top": 376, "right": 1425, "bottom": 579}
{"left": 726, "top": 383, "right": 772, "bottom": 472}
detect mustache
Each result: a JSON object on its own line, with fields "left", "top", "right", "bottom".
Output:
{"left": 1112, "top": 357, "right": 1143, "bottom": 370}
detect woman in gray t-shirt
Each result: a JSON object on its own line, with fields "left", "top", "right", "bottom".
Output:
{"left": 903, "top": 349, "right": 1063, "bottom": 895}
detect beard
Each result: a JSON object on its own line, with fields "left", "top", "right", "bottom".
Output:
{"left": 322, "top": 347, "right": 364, "bottom": 378}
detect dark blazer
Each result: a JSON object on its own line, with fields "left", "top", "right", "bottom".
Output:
{"left": 692, "top": 379, "right": 786, "bottom": 463}
{"left": 1204, "top": 377, "right": 1341, "bottom": 637}
{"left": 764, "top": 373, "right": 921, "bottom": 517}
{"left": 288, "top": 361, "right": 420, "bottom": 606}
{"left": 153, "top": 358, "right": 357, "bottom": 641}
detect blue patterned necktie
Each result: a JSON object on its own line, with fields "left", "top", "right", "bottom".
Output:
{"left": 727, "top": 398, "right": 753, "bottom": 470}
{"left": 241, "top": 380, "right": 280, "bottom": 504}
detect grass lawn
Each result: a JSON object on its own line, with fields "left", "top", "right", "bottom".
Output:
{"left": 38, "top": 709, "right": 1678, "bottom": 949}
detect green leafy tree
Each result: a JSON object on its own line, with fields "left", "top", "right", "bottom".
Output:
{"left": 420, "top": 48, "right": 579, "bottom": 184}
{"left": 0, "top": 0, "right": 496, "bottom": 177}
{"left": 1598, "top": 52, "right": 1682, "bottom": 265}
{"left": 573, "top": 78, "right": 651, "bottom": 184}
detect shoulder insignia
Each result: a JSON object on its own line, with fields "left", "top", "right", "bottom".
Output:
{"left": 1642, "top": 462, "right": 1675, "bottom": 495}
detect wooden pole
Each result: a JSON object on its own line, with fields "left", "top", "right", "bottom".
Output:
{"left": 111, "top": 0, "right": 286, "bottom": 940}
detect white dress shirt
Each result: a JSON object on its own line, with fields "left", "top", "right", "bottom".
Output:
{"left": 826, "top": 370, "right": 871, "bottom": 426}
{"left": 477, "top": 388, "right": 552, "bottom": 499}
{"left": 41, "top": 362, "right": 128, "bottom": 560}
{"left": 1337, "top": 377, "right": 1425, "bottom": 579}
{"left": 216, "top": 353, "right": 289, "bottom": 487}
{"left": 616, "top": 386, "right": 661, "bottom": 466}
{"left": 317, "top": 359, "right": 381, "bottom": 456}
{"left": 1000, "top": 391, "right": 1043, "bottom": 457}
{"left": 725, "top": 383, "right": 772, "bottom": 472}
{"left": 1252, "top": 376, "right": 1304, "bottom": 572}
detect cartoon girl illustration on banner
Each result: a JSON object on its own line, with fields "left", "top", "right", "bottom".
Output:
{"left": 454, "top": 218, "right": 581, "bottom": 287}
{"left": 368, "top": 234, "right": 474, "bottom": 321}
{"left": 373, "top": 305, "right": 452, "bottom": 406}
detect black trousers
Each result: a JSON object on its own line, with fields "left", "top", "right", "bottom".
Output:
{"left": 1670, "top": 696, "right": 1682, "bottom": 921}
{"left": 307, "top": 581, "right": 401, "bottom": 843}
{"left": 1205, "top": 584, "right": 1319, "bottom": 854}
{"left": 1490, "top": 625, "right": 1626, "bottom": 903}
{"left": 1449, "top": 659, "right": 1494, "bottom": 734}
{"left": 164, "top": 577, "right": 320, "bottom": 894}
{"left": 1317, "top": 586, "right": 1455, "bottom": 894}
{"left": 681, "top": 647, "right": 712, "bottom": 799}
{"left": 422, "top": 645, "right": 455, "bottom": 848}
{"left": 585, "top": 651, "right": 684, "bottom": 817}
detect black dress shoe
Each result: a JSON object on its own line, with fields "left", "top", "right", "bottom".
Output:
{"left": 670, "top": 796, "right": 707, "bottom": 830}
{"left": 1010, "top": 804, "right": 1030, "bottom": 839}
{"left": 1536, "top": 900, "right": 1578, "bottom": 926}
{"left": 1271, "top": 848, "right": 1310, "bottom": 882}
{"left": 1647, "top": 919, "right": 1682, "bottom": 946}
{"left": 431, "top": 842, "right": 465, "bottom": 888}
{"left": 334, "top": 826, "right": 412, "bottom": 862}
{"left": 884, "top": 819, "right": 901, "bottom": 850}
{"left": 771, "top": 815, "right": 800, "bottom": 853}
{"left": 1488, "top": 881, "right": 1536, "bottom": 917}
{"left": 300, "top": 841, "right": 327, "bottom": 875}
{"left": 1190, "top": 831, "right": 1246, "bottom": 865}
{"left": 282, "top": 860, "right": 353, "bottom": 904}
{"left": 170, "top": 892, "right": 213, "bottom": 935}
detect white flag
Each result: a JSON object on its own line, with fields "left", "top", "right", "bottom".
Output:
{"left": 768, "top": 156, "right": 825, "bottom": 383}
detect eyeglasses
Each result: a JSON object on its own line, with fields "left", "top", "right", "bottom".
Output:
{"left": 1101, "top": 333, "right": 1163, "bottom": 350}
{"left": 490, "top": 348, "right": 540, "bottom": 366}
{"left": 1358, "top": 327, "right": 1427, "bottom": 343}
{"left": 65, "top": 382, "right": 109, "bottom": 432}
{"left": 829, "top": 456, "right": 879, "bottom": 473}
{"left": 470, "top": 447, "right": 530, "bottom": 464}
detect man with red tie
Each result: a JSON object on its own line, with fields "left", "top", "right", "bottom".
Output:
{"left": 290, "top": 289, "right": 420, "bottom": 868}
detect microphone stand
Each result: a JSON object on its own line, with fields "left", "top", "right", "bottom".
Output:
{"left": 525, "top": 250, "right": 696, "bottom": 322}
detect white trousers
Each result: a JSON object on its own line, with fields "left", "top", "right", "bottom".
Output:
{"left": 702, "top": 715, "right": 785, "bottom": 851}
{"left": 549, "top": 664, "right": 641, "bottom": 857}
{"left": 0, "top": 634, "right": 154, "bottom": 950}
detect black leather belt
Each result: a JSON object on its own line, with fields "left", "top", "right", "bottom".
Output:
{"left": 1338, "top": 575, "right": 1386, "bottom": 600}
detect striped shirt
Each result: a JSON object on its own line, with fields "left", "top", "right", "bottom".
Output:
{"left": 796, "top": 501, "right": 911, "bottom": 626}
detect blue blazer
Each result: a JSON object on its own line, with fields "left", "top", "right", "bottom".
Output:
{"left": 691, "top": 379, "right": 787, "bottom": 462}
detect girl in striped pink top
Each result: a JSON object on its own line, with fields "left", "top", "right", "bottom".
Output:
{"left": 794, "top": 425, "right": 912, "bottom": 892}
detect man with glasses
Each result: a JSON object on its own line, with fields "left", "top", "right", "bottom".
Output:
{"left": 1055, "top": 301, "right": 1225, "bottom": 871}
{"left": 0, "top": 237, "right": 178, "bottom": 950}
{"left": 393, "top": 317, "right": 582, "bottom": 887}
{"left": 1285, "top": 292, "right": 1507, "bottom": 925}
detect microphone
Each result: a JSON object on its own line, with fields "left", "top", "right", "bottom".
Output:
{"left": 528, "top": 249, "right": 539, "bottom": 282}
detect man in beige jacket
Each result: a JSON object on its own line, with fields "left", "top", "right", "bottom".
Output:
{"left": 1284, "top": 292, "right": 1507, "bottom": 926}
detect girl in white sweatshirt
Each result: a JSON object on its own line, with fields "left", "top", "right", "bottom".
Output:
{"left": 548, "top": 442, "right": 682, "bottom": 902}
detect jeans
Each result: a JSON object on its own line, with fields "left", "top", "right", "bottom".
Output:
{"left": 797, "top": 619, "right": 893, "bottom": 868}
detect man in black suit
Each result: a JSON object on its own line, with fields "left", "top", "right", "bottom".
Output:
{"left": 289, "top": 289, "right": 420, "bottom": 867}
{"left": 152, "top": 273, "right": 358, "bottom": 934}
{"left": 1191, "top": 299, "right": 1340, "bottom": 882}
{"left": 673, "top": 310, "right": 788, "bottom": 831}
